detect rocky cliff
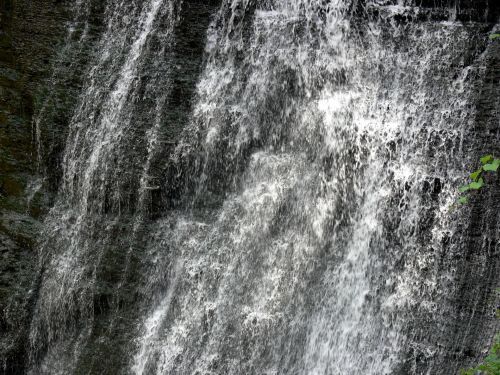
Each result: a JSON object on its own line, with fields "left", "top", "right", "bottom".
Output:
{"left": 0, "top": 1, "right": 70, "bottom": 372}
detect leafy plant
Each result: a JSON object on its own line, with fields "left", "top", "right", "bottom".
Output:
{"left": 458, "top": 155, "right": 499, "bottom": 204}
{"left": 461, "top": 331, "right": 500, "bottom": 375}
{"left": 460, "top": 290, "right": 500, "bottom": 375}
{"left": 489, "top": 34, "right": 500, "bottom": 40}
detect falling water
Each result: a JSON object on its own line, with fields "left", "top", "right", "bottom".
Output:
{"left": 29, "top": 0, "right": 499, "bottom": 374}
{"left": 29, "top": 0, "right": 179, "bottom": 372}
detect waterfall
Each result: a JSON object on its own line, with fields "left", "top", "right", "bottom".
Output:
{"left": 28, "top": 0, "right": 499, "bottom": 374}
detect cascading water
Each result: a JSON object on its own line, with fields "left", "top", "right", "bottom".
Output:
{"left": 27, "top": 0, "right": 499, "bottom": 374}
{"left": 29, "top": 0, "right": 180, "bottom": 372}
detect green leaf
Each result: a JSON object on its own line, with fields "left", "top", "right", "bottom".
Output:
{"left": 469, "top": 178, "right": 484, "bottom": 190}
{"left": 458, "top": 196, "right": 468, "bottom": 204}
{"left": 490, "top": 33, "right": 500, "bottom": 40}
{"left": 459, "top": 185, "right": 470, "bottom": 193}
{"left": 480, "top": 154, "right": 493, "bottom": 165}
{"left": 470, "top": 169, "right": 482, "bottom": 181}
{"left": 483, "top": 159, "right": 500, "bottom": 172}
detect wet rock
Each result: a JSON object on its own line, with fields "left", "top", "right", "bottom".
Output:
{"left": 0, "top": 0, "right": 71, "bottom": 372}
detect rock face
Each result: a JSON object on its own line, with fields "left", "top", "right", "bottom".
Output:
{"left": 0, "top": 0, "right": 499, "bottom": 374}
{"left": 0, "top": 1, "right": 70, "bottom": 372}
